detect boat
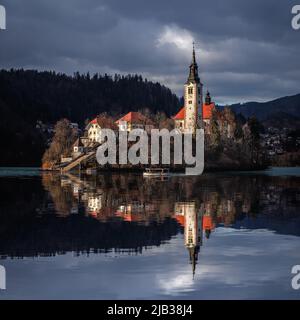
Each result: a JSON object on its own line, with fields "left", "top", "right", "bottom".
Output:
{"left": 143, "top": 168, "right": 170, "bottom": 177}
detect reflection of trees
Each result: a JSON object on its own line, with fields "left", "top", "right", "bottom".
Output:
{"left": 42, "top": 173, "right": 79, "bottom": 216}
{"left": 42, "top": 173, "right": 300, "bottom": 230}
{"left": 0, "top": 215, "right": 179, "bottom": 258}
{"left": 0, "top": 172, "right": 299, "bottom": 258}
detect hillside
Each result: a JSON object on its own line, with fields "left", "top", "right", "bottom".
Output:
{"left": 261, "top": 112, "right": 300, "bottom": 130}
{"left": 229, "top": 94, "right": 300, "bottom": 129}
{"left": 0, "top": 69, "right": 299, "bottom": 167}
{"left": 0, "top": 69, "right": 180, "bottom": 166}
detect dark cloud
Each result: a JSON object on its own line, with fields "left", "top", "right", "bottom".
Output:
{"left": 0, "top": 0, "right": 299, "bottom": 104}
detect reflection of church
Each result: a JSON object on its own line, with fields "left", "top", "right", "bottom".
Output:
{"left": 174, "top": 197, "right": 251, "bottom": 277}
{"left": 46, "top": 173, "right": 254, "bottom": 270}
{"left": 174, "top": 202, "right": 203, "bottom": 277}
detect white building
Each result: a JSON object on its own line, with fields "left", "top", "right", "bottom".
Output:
{"left": 73, "top": 138, "right": 84, "bottom": 156}
{"left": 173, "top": 45, "right": 207, "bottom": 133}
{"left": 86, "top": 118, "right": 103, "bottom": 143}
{"left": 183, "top": 45, "right": 203, "bottom": 133}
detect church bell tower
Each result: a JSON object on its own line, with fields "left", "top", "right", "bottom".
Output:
{"left": 184, "top": 44, "right": 203, "bottom": 133}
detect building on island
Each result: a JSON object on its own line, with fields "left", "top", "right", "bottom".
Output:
{"left": 115, "top": 111, "right": 155, "bottom": 133}
{"left": 173, "top": 44, "right": 203, "bottom": 134}
{"left": 63, "top": 44, "right": 225, "bottom": 167}
{"left": 73, "top": 138, "right": 84, "bottom": 157}
{"left": 202, "top": 91, "right": 216, "bottom": 125}
{"left": 86, "top": 116, "right": 118, "bottom": 143}
{"left": 174, "top": 91, "right": 216, "bottom": 131}
{"left": 172, "top": 45, "right": 220, "bottom": 135}
{"left": 86, "top": 117, "right": 103, "bottom": 143}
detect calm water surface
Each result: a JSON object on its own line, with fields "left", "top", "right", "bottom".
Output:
{"left": 0, "top": 167, "right": 299, "bottom": 299}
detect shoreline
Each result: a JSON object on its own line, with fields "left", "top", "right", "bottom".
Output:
{"left": 0, "top": 164, "right": 270, "bottom": 173}
{"left": 2, "top": 165, "right": 300, "bottom": 175}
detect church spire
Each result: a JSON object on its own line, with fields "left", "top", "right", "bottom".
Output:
{"left": 188, "top": 245, "right": 200, "bottom": 279}
{"left": 192, "top": 42, "right": 196, "bottom": 65}
{"left": 187, "top": 42, "right": 200, "bottom": 84}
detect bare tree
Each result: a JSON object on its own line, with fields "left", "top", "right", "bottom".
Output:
{"left": 42, "top": 119, "right": 78, "bottom": 168}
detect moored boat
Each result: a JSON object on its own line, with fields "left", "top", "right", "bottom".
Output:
{"left": 143, "top": 168, "right": 170, "bottom": 177}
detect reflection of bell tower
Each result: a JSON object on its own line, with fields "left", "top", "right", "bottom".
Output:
{"left": 183, "top": 202, "right": 203, "bottom": 278}
{"left": 174, "top": 201, "right": 203, "bottom": 277}
{"left": 188, "top": 245, "right": 200, "bottom": 279}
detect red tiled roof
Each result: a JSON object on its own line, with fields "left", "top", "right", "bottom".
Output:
{"left": 116, "top": 111, "right": 153, "bottom": 124}
{"left": 203, "top": 103, "right": 215, "bottom": 120}
{"left": 88, "top": 116, "right": 118, "bottom": 130}
{"left": 172, "top": 107, "right": 185, "bottom": 120}
{"left": 173, "top": 103, "right": 215, "bottom": 121}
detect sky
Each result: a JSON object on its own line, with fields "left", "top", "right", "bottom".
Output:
{"left": 0, "top": 0, "right": 300, "bottom": 104}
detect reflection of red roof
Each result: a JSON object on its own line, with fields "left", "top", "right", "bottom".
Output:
{"left": 203, "top": 215, "right": 215, "bottom": 231}
{"left": 174, "top": 214, "right": 185, "bottom": 227}
{"left": 173, "top": 107, "right": 185, "bottom": 120}
{"left": 115, "top": 210, "right": 143, "bottom": 222}
{"left": 89, "top": 211, "right": 98, "bottom": 218}
{"left": 203, "top": 103, "right": 215, "bottom": 120}
{"left": 116, "top": 112, "right": 153, "bottom": 125}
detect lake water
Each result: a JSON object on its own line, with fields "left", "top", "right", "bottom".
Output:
{"left": 0, "top": 167, "right": 299, "bottom": 299}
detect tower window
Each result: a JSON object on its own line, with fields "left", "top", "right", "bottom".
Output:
{"left": 188, "top": 100, "right": 192, "bottom": 104}
{"left": 188, "top": 88, "right": 193, "bottom": 94}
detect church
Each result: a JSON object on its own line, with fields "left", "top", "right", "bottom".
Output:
{"left": 173, "top": 45, "right": 216, "bottom": 133}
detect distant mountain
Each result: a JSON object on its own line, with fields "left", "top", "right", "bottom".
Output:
{"left": 228, "top": 94, "right": 300, "bottom": 129}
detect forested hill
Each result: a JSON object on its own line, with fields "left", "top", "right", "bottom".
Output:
{"left": 229, "top": 94, "right": 300, "bottom": 120}
{"left": 229, "top": 94, "right": 300, "bottom": 129}
{"left": 0, "top": 69, "right": 180, "bottom": 166}
{"left": 0, "top": 69, "right": 180, "bottom": 124}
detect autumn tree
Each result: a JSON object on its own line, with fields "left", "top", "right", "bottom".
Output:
{"left": 42, "top": 119, "right": 78, "bottom": 169}
{"left": 96, "top": 113, "right": 118, "bottom": 130}
{"left": 154, "top": 112, "right": 175, "bottom": 130}
{"left": 209, "top": 110, "right": 221, "bottom": 147}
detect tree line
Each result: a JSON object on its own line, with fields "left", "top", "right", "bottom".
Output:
{"left": 0, "top": 69, "right": 180, "bottom": 166}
